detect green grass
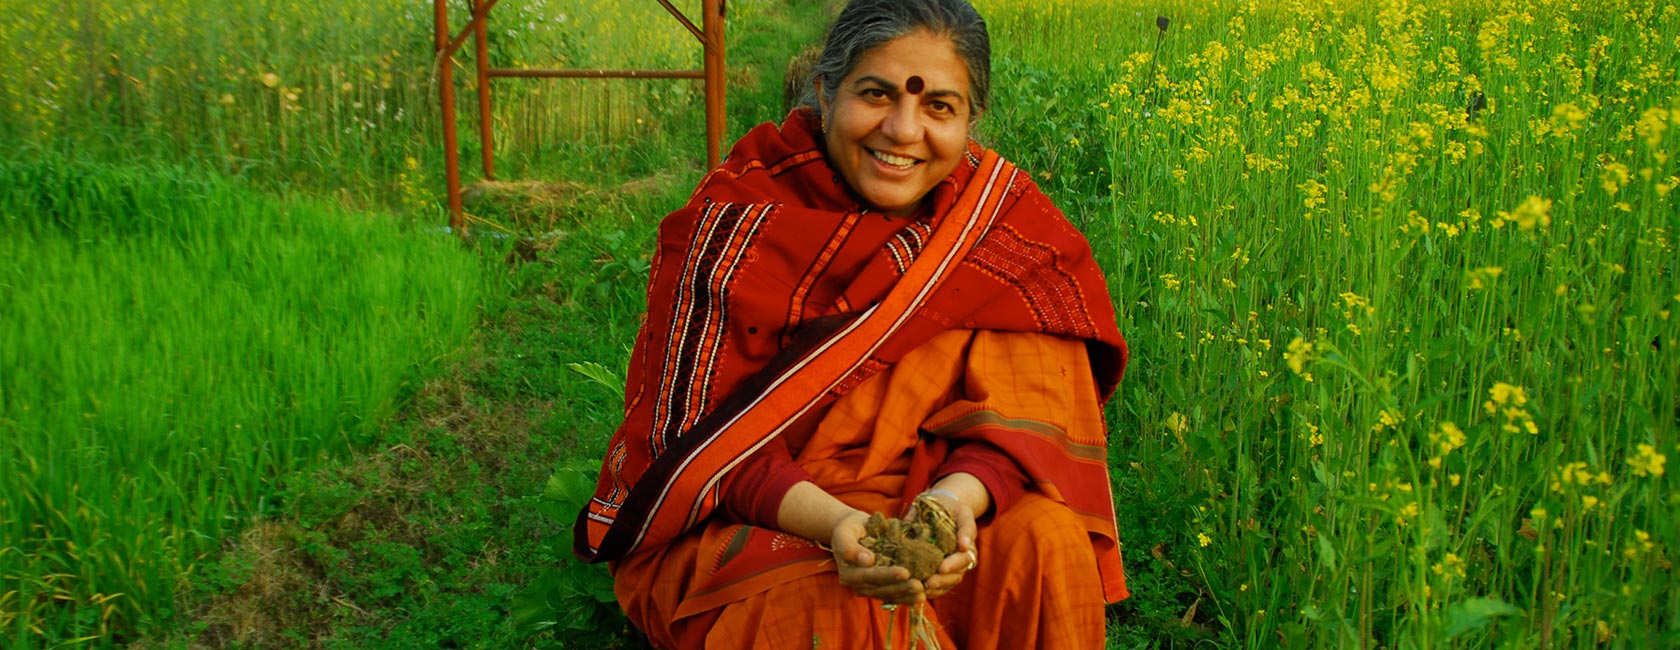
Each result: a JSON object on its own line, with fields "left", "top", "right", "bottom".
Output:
{"left": 120, "top": 179, "right": 684, "bottom": 650}
{"left": 0, "top": 154, "right": 491, "bottom": 645}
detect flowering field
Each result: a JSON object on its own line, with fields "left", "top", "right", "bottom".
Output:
{"left": 976, "top": 0, "right": 1678, "bottom": 645}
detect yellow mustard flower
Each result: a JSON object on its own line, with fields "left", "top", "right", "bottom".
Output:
{"left": 1629, "top": 444, "right": 1667, "bottom": 477}
{"left": 1432, "top": 552, "right": 1466, "bottom": 580}
{"left": 1486, "top": 382, "right": 1529, "bottom": 410}
{"left": 1498, "top": 195, "right": 1552, "bottom": 231}
{"left": 1635, "top": 107, "right": 1670, "bottom": 149}
{"left": 1467, "top": 266, "right": 1504, "bottom": 290}
{"left": 1286, "top": 337, "right": 1313, "bottom": 375}
{"left": 1436, "top": 422, "right": 1467, "bottom": 455}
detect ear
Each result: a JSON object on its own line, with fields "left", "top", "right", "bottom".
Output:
{"left": 814, "top": 76, "right": 829, "bottom": 115}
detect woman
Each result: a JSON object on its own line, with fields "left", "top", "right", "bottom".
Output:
{"left": 574, "top": 0, "right": 1129, "bottom": 647}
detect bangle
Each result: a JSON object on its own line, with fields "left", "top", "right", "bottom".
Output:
{"left": 922, "top": 488, "right": 963, "bottom": 504}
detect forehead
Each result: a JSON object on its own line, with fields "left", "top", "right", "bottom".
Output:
{"left": 844, "top": 30, "right": 971, "bottom": 93}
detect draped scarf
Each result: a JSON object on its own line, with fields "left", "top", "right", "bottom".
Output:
{"left": 574, "top": 109, "right": 1128, "bottom": 586}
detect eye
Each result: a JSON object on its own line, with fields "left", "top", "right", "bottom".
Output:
{"left": 929, "top": 100, "right": 955, "bottom": 116}
{"left": 861, "top": 88, "right": 889, "bottom": 101}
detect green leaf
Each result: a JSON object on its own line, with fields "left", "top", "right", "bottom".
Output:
{"left": 510, "top": 563, "right": 625, "bottom": 638}
{"left": 1315, "top": 534, "right": 1338, "bottom": 572}
{"left": 532, "top": 458, "right": 602, "bottom": 528}
{"left": 1441, "top": 597, "right": 1521, "bottom": 640}
{"left": 510, "top": 570, "right": 568, "bottom": 635}
{"left": 570, "top": 561, "right": 618, "bottom": 603}
{"left": 542, "top": 468, "right": 595, "bottom": 506}
{"left": 1422, "top": 504, "right": 1449, "bottom": 551}
{"left": 568, "top": 361, "right": 625, "bottom": 400}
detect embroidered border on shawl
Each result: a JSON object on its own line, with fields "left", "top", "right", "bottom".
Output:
{"left": 650, "top": 201, "right": 773, "bottom": 455}
{"left": 831, "top": 357, "right": 889, "bottom": 397}
{"left": 885, "top": 221, "right": 934, "bottom": 276}
{"left": 964, "top": 223, "right": 1097, "bottom": 338}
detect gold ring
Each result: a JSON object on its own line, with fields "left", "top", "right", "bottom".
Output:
{"left": 882, "top": 603, "right": 898, "bottom": 611}
{"left": 965, "top": 549, "right": 978, "bottom": 571}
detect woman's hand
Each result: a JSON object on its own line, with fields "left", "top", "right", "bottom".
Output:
{"left": 831, "top": 511, "right": 927, "bottom": 604}
{"left": 911, "top": 475, "right": 986, "bottom": 600}
{"left": 777, "top": 482, "right": 926, "bottom": 604}
{"left": 776, "top": 478, "right": 987, "bottom": 605}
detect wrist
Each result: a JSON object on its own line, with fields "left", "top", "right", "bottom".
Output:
{"left": 778, "top": 481, "right": 866, "bottom": 542}
{"left": 921, "top": 488, "right": 967, "bottom": 517}
{"left": 827, "top": 506, "right": 867, "bottom": 534}
{"left": 928, "top": 473, "right": 990, "bottom": 515}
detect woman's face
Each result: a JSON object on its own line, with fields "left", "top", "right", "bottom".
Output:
{"left": 818, "top": 30, "right": 975, "bottom": 218}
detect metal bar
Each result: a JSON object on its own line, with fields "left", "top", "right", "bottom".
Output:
{"left": 474, "top": 0, "right": 494, "bottom": 180}
{"left": 488, "top": 68, "right": 705, "bottom": 79}
{"left": 654, "top": 0, "right": 705, "bottom": 42}
{"left": 435, "top": 0, "right": 464, "bottom": 231}
{"left": 702, "top": 0, "right": 727, "bottom": 169}
{"left": 443, "top": 0, "right": 501, "bottom": 59}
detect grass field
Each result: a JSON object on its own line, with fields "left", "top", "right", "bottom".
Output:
{"left": 0, "top": 154, "right": 491, "bottom": 645}
{"left": 3, "top": 0, "right": 1675, "bottom": 647}
{"left": 1, "top": 1, "right": 809, "bottom": 646}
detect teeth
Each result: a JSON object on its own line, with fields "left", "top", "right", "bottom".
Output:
{"left": 870, "top": 149, "right": 917, "bottom": 167}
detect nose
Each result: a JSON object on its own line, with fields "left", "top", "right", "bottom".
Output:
{"left": 878, "top": 98, "right": 923, "bottom": 144}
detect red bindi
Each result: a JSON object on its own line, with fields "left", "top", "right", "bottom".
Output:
{"left": 905, "top": 75, "right": 924, "bottom": 94}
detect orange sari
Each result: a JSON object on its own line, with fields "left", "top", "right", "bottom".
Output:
{"left": 576, "top": 109, "right": 1128, "bottom": 648}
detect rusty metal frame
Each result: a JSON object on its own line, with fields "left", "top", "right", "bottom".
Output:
{"left": 433, "top": 0, "right": 727, "bottom": 232}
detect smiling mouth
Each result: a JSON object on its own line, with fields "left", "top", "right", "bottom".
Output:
{"left": 868, "top": 148, "right": 921, "bottom": 170}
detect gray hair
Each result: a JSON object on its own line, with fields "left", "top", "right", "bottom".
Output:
{"left": 802, "top": 0, "right": 992, "bottom": 121}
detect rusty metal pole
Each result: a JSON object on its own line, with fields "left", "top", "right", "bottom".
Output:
{"left": 702, "top": 0, "right": 726, "bottom": 170}
{"left": 474, "top": 0, "right": 494, "bottom": 180}
{"left": 489, "top": 68, "right": 704, "bottom": 79}
{"left": 435, "top": 0, "right": 464, "bottom": 232}
{"left": 438, "top": 0, "right": 726, "bottom": 228}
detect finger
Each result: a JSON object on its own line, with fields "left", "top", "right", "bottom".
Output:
{"left": 847, "top": 576, "right": 924, "bottom": 603}
{"left": 859, "top": 584, "right": 923, "bottom": 604}
{"left": 890, "top": 579, "right": 929, "bottom": 604}
{"left": 923, "top": 572, "right": 963, "bottom": 599}
{"left": 954, "top": 514, "right": 978, "bottom": 552}
{"left": 837, "top": 565, "right": 911, "bottom": 589}
{"left": 936, "top": 552, "right": 971, "bottom": 575}
{"left": 832, "top": 527, "right": 875, "bottom": 567}
{"left": 833, "top": 533, "right": 867, "bottom": 562}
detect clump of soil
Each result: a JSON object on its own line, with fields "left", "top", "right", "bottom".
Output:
{"left": 861, "top": 494, "right": 958, "bottom": 581}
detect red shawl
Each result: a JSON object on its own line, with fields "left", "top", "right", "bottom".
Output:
{"left": 575, "top": 109, "right": 1127, "bottom": 579}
